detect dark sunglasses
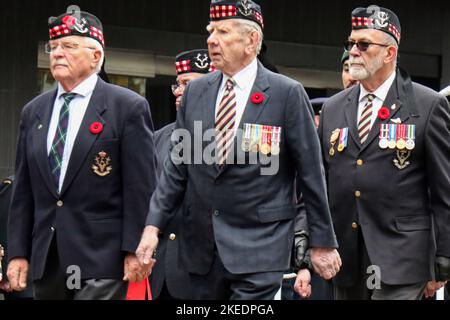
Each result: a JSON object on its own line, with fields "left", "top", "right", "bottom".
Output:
{"left": 344, "top": 40, "right": 390, "bottom": 52}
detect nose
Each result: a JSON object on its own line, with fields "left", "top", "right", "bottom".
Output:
{"left": 207, "top": 33, "right": 217, "bottom": 46}
{"left": 349, "top": 43, "right": 361, "bottom": 57}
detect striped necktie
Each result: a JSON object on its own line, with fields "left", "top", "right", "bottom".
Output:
{"left": 358, "top": 93, "right": 375, "bottom": 144}
{"left": 48, "top": 93, "right": 76, "bottom": 190}
{"left": 215, "top": 79, "right": 237, "bottom": 165}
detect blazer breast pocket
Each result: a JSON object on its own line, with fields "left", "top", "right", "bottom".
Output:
{"left": 395, "top": 215, "right": 431, "bottom": 232}
{"left": 257, "top": 204, "right": 297, "bottom": 223}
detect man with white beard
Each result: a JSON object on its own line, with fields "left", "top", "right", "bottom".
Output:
{"left": 318, "top": 5, "right": 450, "bottom": 299}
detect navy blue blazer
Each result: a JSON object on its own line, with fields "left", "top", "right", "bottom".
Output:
{"left": 8, "top": 78, "right": 158, "bottom": 281}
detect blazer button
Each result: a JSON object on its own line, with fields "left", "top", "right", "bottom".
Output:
{"left": 357, "top": 159, "right": 364, "bottom": 166}
{"left": 56, "top": 200, "right": 63, "bottom": 207}
{"left": 169, "top": 233, "right": 176, "bottom": 241}
{"left": 213, "top": 210, "right": 220, "bottom": 216}
{"left": 50, "top": 227, "right": 55, "bottom": 232}
{"left": 352, "top": 222, "right": 358, "bottom": 229}
{"left": 355, "top": 191, "right": 361, "bottom": 198}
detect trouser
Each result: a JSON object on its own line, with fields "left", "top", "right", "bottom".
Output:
{"left": 334, "top": 230, "right": 426, "bottom": 300}
{"left": 189, "top": 249, "right": 283, "bottom": 300}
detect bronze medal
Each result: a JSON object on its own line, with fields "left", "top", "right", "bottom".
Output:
{"left": 396, "top": 139, "right": 406, "bottom": 150}
{"left": 260, "top": 143, "right": 271, "bottom": 155}
{"left": 329, "top": 148, "right": 335, "bottom": 156}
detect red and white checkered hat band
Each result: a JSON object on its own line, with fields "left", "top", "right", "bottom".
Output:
{"left": 49, "top": 24, "right": 71, "bottom": 39}
{"left": 352, "top": 17, "right": 400, "bottom": 43}
{"left": 176, "top": 60, "right": 191, "bottom": 73}
{"left": 254, "top": 12, "right": 264, "bottom": 29}
{"left": 210, "top": 5, "right": 238, "bottom": 19}
{"left": 90, "top": 26, "right": 105, "bottom": 47}
{"left": 49, "top": 24, "right": 105, "bottom": 47}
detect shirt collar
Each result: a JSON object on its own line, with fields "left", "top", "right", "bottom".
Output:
{"left": 359, "top": 70, "right": 396, "bottom": 103}
{"left": 57, "top": 72, "right": 99, "bottom": 99}
{"left": 221, "top": 58, "right": 258, "bottom": 91}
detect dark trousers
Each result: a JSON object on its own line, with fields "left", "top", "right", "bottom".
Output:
{"left": 189, "top": 249, "right": 283, "bottom": 300}
{"left": 33, "top": 238, "right": 127, "bottom": 300}
{"left": 334, "top": 230, "right": 426, "bottom": 300}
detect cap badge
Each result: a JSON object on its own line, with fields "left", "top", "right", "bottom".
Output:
{"left": 238, "top": 0, "right": 252, "bottom": 17}
{"left": 194, "top": 53, "right": 209, "bottom": 69}
{"left": 375, "top": 11, "right": 389, "bottom": 28}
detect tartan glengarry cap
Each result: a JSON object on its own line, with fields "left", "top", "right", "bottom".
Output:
{"left": 351, "top": 5, "right": 401, "bottom": 44}
{"left": 175, "top": 49, "right": 216, "bottom": 75}
{"left": 48, "top": 5, "right": 105, "bottom": 47}
{"left": 210, "top": 0, "right": 264, "bottom": 30}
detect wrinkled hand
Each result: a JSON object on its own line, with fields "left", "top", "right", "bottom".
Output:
{"left": 294, "top": 269, "right": 312, "bottom": 298}
{"left": 310, "top": 247, "right": 342, "bottom": 280}
{"left": 6, "top": 258, "right": 29, "bottom": 291}
{"left": 123, "top": 253, "right": 150, "bottom": 283}
{"left": 135, "top": 226, "right": 159, "bottom": 274}
{"left": 423, "top": 280, "right": 447, "bottom": 299}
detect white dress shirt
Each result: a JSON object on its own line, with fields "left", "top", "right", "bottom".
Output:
{"left": 357, "top": 70, "right": 396, "bottom": 128}
{"left": 47, "top": 72, "right": 98, "bottom": 192}
{"left": 215, "top": 58, "right": 258, "bottom": 137}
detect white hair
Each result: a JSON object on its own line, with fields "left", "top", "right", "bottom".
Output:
{"left": 234, "top": 19, "right": 264, "bottom": 55}
{"left": 83, "top": 37, "right": 105, "bottom": 74}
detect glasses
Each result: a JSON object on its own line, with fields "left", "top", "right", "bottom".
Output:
{"left": 344, "top": 40, "right": 390, "bottom": 52}
{"left": 44, "top": 41, "right": 95, "bottom": 54}
{"left": 171, "top": 83, "right": 186, "bottom": 94}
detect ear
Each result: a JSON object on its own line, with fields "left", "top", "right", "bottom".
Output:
{"left": 245, "top": 30, "right": 260, "bottom": 55}
{"left": 91, "top": 49, "right": 102, "bottom": 68}
{"left": 384, "top": 45, "right": 397, "bottom": 64}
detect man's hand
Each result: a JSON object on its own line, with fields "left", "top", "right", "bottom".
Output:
{"left": 294, "top": 269, "right": 312, "bottom": 298}
{"left": 6, "top": 258, "right": 29, "bottom": 291}
{"left": 135, "top": 226, "right": 159, "bottom": 272}
{"left": 123, "top": 253, "right": 150, "bottom": 283}
{"left": 423, "top": 280, "right": 447, "bottom": 299}
{"left": 310, "top": 247, "right": 342, "bottom": 280}
{"left": 0, "top": 280, "right": 12, "bottom": 293}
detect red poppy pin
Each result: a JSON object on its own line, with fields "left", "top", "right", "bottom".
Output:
{"left": 62, "top": 15, "right": 76, "bottom": 28}
{"left": 378, "top": 107, "right": 390, "bottom": 120}
{"left": 251, "top": 92, "right": 264, "bottom": 105}
{"left": 90, "top": 122, "right": 103, "bottom": 135}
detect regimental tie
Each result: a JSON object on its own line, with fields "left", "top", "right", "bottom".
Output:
{"left": 48, "top": 93, "right": 76, "bottom": 190}
{"left": 215, "top": 79, "right": 237, "bottom": 165}
{"left": 357, "top": 93, "right": 375, "bottom": 144}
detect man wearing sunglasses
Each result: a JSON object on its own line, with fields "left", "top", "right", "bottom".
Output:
{"left": 151, "top": 49, "right": 214, "bottom": 300}
{"left": 319, "top": 5, "right": 450, "bottom": 299}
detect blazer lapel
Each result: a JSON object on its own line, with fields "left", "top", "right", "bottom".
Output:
{"left": 59, "top": 79, "right": 107, "bottom": 196}
{"left": 217, "top": 61, "right": 270, "bottom": 177}
{"left": 32, "top": 89, "right": 59, "bottom": 198}
{"left": 343, "top": 86, "right": 362, "bottom": 149}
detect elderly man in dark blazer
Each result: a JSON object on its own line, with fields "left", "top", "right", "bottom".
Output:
{"left": 319, "top": 6, "right": 450, "bottom": 299}
{"left": 7, "top": 6, "right": 157, "bottom": 300}
{"left": 137, "top": 0, "right": 340, "bottom": 300}
{"left": 151, "top": 49, "right": 214, "bottom": 300}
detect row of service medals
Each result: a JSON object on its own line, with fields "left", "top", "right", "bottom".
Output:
{"left": 242, "top": 123, "right": 281, "bottom": 155}
{"left": 379, "top": 124, "right": 416, "bottom": 150}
